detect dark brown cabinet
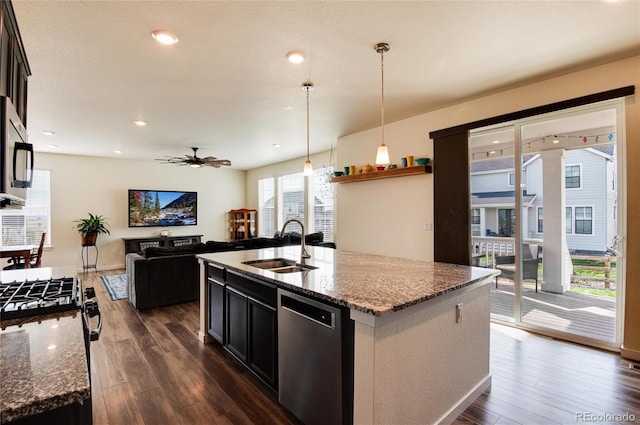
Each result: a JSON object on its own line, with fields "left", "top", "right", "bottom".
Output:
{"left": 211, "top": 267, "right": 278, "bottom": 390}
{"left": 225, "top": 286, "right": 248, "bottom": 363}
{"left": 0, "top": 1, "right": 31, "bottom": 124}
{"left": 229, "top": 209, "right": 257, "bottom": 240}
{"left": 248, "top": 297, "right": 277, "bottom": 387}
{"left": 207, "top": 264, "right": 225, "bottom": 344}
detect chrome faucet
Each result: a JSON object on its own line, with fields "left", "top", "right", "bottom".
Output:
{"left": 280, "top": 218, "right": 310, "bottom": 264}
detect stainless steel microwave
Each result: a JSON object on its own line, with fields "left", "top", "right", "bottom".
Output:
{"left": 1, "top": 96, "right": 33, "bottom": 208}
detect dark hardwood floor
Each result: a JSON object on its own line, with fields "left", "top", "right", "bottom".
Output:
{"left": 87, "top": 270, "right": 640, "bottom": 425}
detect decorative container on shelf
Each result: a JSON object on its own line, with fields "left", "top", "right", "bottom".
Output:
{"left": 330, "top": 164, "right": 432, "bottom": 184}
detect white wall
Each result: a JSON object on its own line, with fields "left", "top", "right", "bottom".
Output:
{"left": 33, "top": 152, "right": 246, "bottom": 271}
{"left": 335, "top": 56, "right": 639, "bottom": 262}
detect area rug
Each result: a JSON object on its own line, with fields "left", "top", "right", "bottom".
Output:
{"left": 101, "top": 274, "right": 128, "bottom": 301}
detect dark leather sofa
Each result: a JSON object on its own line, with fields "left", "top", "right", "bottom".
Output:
{"left": 126, "top": 233, "right": 330, "bottom": 310}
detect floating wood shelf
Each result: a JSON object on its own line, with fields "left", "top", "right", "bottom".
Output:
{"left": 330, "top": 164, "right": 432, "bottom": 184}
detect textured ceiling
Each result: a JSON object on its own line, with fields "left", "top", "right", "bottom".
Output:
{"left": 12, "top": 0, "right": 640, "bottom": 169}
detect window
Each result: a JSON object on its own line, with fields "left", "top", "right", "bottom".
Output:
{"left": 508, "top": 172, "right": 515, "bottom": 186}
{"left": 311, "top": 168, "right": 334, "bottom": 241}
{"left": 259, "top": 168, "right": 335, "bottom": 242}
{"left": 258, "top": 177, "right": 275, "bottom": 237}
{"left": 1, "top": 169, "right": 51, "bottom": 247}
{"left": 498, "top": 208, "right": 515, "bottom": 237}
{"left": 279, "top": 172, "right": 305, "bottom": 222}
{"left": 471, "top": 208, "right": 480, "bottom": 225}
{"left": 575, "top": 206, "right": 593, "bottom": 234}
{"left": 566, "top": 207, "right": 572, "bottom": 234}
{"left": 537, "top": 207, "right": 543, "bottom": 233}
{"left": 565, "top": 165, "right": 581, "bottom": 189}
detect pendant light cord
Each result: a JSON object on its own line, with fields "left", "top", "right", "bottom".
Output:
{"left": 306, "top": 86, "right": 310, "bottom": 162}
{"left": 380, "top": 47, "right": 385, "bottom": 147}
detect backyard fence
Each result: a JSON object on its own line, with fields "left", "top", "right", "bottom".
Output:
{"left": 571, "top": 254, "right": 616, "bottom": 289}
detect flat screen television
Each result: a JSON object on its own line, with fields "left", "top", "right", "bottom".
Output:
{"left": 128, "top": 189, "right": 197, "bottom": 227}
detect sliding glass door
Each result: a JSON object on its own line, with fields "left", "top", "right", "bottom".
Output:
{"left": 469, "top": 125, "right": 516, "bottom": 323}
{"left": 470, "top": 99, "right": 625, "bottom": 350}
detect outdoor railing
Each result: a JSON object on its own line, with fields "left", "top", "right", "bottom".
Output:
{"left": 472, "top": 236, "right": 617, "bottom": 290}
{"left": 471, "top": 236, "right": 543, "bottom": 267}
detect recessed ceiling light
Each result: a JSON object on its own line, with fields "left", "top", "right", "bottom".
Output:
{"left": 47, "top": 144, "right": 57, "bottom": 149}
{"left": 286, "top": 50, "right": 304, "bottom": 64}
{"left": 114, "top": 150, "right": 123, "bottom": 154}
{"left": 492, "top": 140, "right": 500, "bottom": 144}
{"left": 273, "top": 143, "right": 282, "bottom": 148}
{"left": 41, "top": 130, "right": 55, "bottom": 136}
{"left": 133, "top": 120, "right": 147, "bottom": 127}
{"left": 151, "top": 30, "right": 179, "bottom": 45}
{"left": 552, "top": 139, "right": 560, "bottom": 144}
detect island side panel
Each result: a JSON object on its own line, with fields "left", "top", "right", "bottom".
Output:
{"left": 198, "top": 259, "right": 211, "bottom": 343}
{"left": 352, "top": 314, "right": 376, "bottom": 425}
{"left": 351, "top": 279, "right": 491, "bottom": 425}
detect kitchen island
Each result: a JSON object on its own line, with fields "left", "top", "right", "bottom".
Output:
{"left": 197, "top": 246, "right": 496, "bottom": 425}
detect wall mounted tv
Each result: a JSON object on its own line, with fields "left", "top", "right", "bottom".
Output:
{"left": 128, "top": 190, "right": 197, "bottom": 227}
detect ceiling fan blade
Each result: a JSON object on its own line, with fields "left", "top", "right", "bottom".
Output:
{"left": 157, "top": 148, "right": 230, "bottom": 168}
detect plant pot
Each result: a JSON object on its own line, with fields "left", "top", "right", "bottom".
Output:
{"left": 81, "top": 232, "right": 98, "bottom": 246}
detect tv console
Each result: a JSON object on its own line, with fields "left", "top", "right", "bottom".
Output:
{"left": 123, "top": 234, "right": 203, "bottom": 255}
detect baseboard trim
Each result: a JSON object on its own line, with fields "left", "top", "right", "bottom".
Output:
{"left": 198, "top": 331, "right": 211, "bottom": 344}
{"left": 621, "top": 346, "right": 640, "bottom": 362}
{"left": 437, "top": 374, "right": 492, "bottom": 425}
{"left": 75, "top": 264, "right": 125, "bottom": 273}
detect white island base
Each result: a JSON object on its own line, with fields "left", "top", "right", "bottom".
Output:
{"left": 351, "top": 279, "right": 491, "bottom": 425}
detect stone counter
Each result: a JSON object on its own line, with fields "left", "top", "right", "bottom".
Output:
{"left": 197, "top": 246, "right": 496, "bottom": 424}
{"left": 0, "top": 310, "right": 90, "bottom": 423}
{"left": 197, "top": 245, "right": 496, "bottom": 316}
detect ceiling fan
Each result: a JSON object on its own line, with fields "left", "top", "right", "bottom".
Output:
{"left": 156, "top": 147, "right": 232, "bottom": 168}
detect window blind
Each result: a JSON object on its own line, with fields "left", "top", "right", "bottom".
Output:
{"left": 258, "top": 177, "right": 275, "bottom": 237}
{"left": 0, "top": 169, "right": 51, "bottom": 247}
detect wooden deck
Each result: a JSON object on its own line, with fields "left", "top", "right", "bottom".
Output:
{"left": 491, "top": 280, "right": 616, "bottom": 342}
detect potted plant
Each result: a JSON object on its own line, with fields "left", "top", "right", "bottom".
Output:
{"left": 73, "top": 213, "right": 110, "bottom": 246}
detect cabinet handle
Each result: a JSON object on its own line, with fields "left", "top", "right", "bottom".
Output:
{"left": 225, "top": 285, "right": 247, "bottom": 298}
{"left": 208, "top": 277, "right": 225, "bottom": 286}
{"left": 248, "top": 296, "right": 276, "bottom": 311}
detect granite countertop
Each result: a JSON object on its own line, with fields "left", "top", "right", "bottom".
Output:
{"left": 197, "top": 246, "right": 497, "bottom": 316}
{"left": 0, "top": 310, "right": 90, "bottom": 423}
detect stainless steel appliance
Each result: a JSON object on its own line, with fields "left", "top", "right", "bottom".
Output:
{"left": 1, "top": 95, "right": 33, "bottom": 208}
{"left": 0, "top": 268, "right": 102, "bottom": 339}
{"left": 277, "top": 288, "right": 353, "bottom": 425}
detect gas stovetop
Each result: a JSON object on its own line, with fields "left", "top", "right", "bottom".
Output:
{"left": 0, "top": 276, "right": 80, "bottom": 320}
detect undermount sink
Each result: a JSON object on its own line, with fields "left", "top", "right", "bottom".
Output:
{"left": 242, "top": 258, "right": 318, "bottom": 273}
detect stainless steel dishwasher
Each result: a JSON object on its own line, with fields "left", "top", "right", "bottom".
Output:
{"left": 278, "top": 288, "right": 352, "bottom": 425}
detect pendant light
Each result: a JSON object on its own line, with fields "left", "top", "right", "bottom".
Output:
{"left": 302, "top": 82, "right": 314, "bottom": 176}
{"left": 375, "top": 42, "right": 390, "bottom": 165}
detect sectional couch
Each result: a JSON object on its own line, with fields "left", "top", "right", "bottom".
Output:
{"left": 126, "top": 233, "right": 331, "bottom": 310}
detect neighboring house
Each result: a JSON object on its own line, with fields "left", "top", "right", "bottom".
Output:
{"left": 471, "top": 145, "right": 616, "bottom": 255}
{"left": 260, "top": 191, "right": 334, "bottom": 241}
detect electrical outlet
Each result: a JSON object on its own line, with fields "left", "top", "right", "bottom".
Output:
{"left": 423, "top": 222, "right": 433, "bottom": 231}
